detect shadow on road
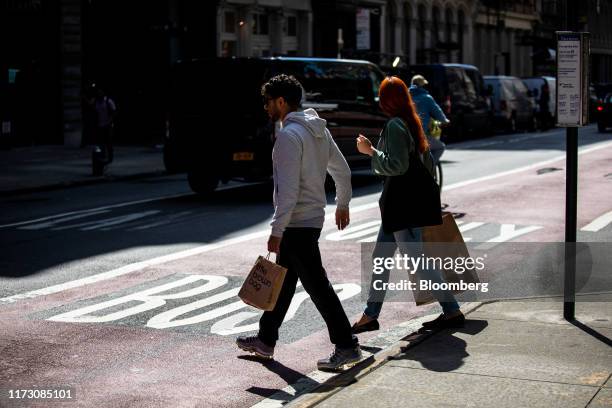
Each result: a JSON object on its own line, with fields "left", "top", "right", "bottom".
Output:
{"left": 394, "top": 319, "right": 488, "bottom": 372}
{"left": 239, "top": 355, "right": 319, "bottom": 399}
{"left": 1, "top": 171, "right": 384, "bottom": 278}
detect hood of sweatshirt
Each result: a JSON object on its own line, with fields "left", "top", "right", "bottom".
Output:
{"left": 282, "top": 108, "right": 326, "bottom": 139}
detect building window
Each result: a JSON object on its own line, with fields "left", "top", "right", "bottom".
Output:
{"left": 253, "top": 13, "right": 269, "bottom": 35}
{"left": 287, "top": 16, "right": 297, "bottom": 37}
{"left": 221, "top": 40, "right": 236, "bottom": 57}
{"left": 224, "top": 11, "right": 236, "bottom": 33}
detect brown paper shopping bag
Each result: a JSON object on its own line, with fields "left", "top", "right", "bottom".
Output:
{"left": 238, "top": 253, "right": 287, "bottom": 311}
{"left": 414, "top": 212, "right": 481, "bottom": 305}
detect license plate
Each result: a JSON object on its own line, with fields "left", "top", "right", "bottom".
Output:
{"left": 233, "top": 152, "right": 254, "bottom": 161}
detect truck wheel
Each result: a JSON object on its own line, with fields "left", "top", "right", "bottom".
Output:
{"left": 188, "top": 171, "right": 219, "bottom": 195}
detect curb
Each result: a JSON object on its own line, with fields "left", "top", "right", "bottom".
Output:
{"left": 284, "top": 301, "right": 488, "bottom": 408}
{"left": 0, "top": 169, "right": 171, "bottom": 198}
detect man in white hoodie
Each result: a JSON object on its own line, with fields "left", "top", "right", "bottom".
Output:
{"left": 237, "top": 74, "right": 361, "bottom": 371}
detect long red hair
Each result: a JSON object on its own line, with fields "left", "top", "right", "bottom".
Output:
{"left": 379, "top": 76, "right": 429, "bottom": 154}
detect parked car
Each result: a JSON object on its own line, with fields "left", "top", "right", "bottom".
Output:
{"left": 596, "top": 93, "right": 612, "bottom": 132}
{"left": 522, "top": 76, "right": 556, "bottom": 130}
{"left": 389, "top": 64, "right": 493, "bottom": 140}
{"left": 593, "top": 83, "right": 612, "bottom": 123}
{"left": 484, "top": 75, "right": 537, "bottom": 132}
{"left": 164, "top": 57, "right": 387, "bottom": 194}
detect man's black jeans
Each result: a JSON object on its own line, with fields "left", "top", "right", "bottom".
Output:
{"left": 258, "top": 228, "right": 358, "bottom": 349}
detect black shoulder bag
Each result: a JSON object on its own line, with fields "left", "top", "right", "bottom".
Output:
{"left": 378, "top": 136, "right": 442, "bottom": 233}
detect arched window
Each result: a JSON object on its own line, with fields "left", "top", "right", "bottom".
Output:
{"left": 432, "top": 6, "right": 440, "bottom": 63}
{"left": 458, "top": 9, "right": 465, "bottom": 62}
{"left": 445, "top": 8, "right": 453, "bottom": 62}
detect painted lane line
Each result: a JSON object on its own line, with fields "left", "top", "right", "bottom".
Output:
{"left": 458, "top": 222, "right": 485, "bottom": 233}
{"left": 0, "top": 180, "right": 269, "bottom": 230}
{"left": 581, "top": 210, "right": 612, "bottom": 232}
{"left": 0, "top": 229, "right": 269, "bottom": 305}
{"left": 0, "top": 192, "right": 192, "bottom": 229}
{"left": 19, "top": 210, "right": 112, "bottom": 230}
{"left": 2, "top": 141, "right": 610, "bottom": 305}
{"left": 444, "top": 140, "right": 612, "bottom": 192}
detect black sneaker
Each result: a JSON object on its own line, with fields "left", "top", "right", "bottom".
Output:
{"left": 317, "top": 345, "right": 362, "bottom": 371}
{"left": 236, "top": 336, "right": 274, "bottom": 360}
{"left": 421, "top": 311, "right": 465, "bottom": 329}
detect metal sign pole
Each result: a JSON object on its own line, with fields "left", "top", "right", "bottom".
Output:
{"left": 556, "top": 29, "right": 589, "bottom": 321}
{"left": 564, "top": 127, "right": 577, "bottom": 321}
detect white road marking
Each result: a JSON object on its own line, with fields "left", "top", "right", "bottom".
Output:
{"left": 129, "top": 210, "right": 194, "bottom": 231}
{"left": 19, "top": 210, "right": 112, "bottom": 230}
{"left": 581, "top": 210, "right": 612, "bottom": 232}
{"left": 0, "top": 230, "right": 269, "bottom": 305}
{"left": 444, "top": 140, "right": 612, "bottom": 192}
{"left": 458, "top": 222, "right": 485, "bottom": 233}
{"left": 0, "top": 192, "right": 192, "bottom": 229}
{"left": 48, "top": 275, "right": 228, "bottom": 323}
{"left": 2, "top": 141, "right": 610, "bottom": 305}
{"left": 54, "top": 210, "right": 160, "bottom": 231}
{"left": 0, "top": 181, "right": 268, "bottom": 230}
{"left": 476, "top": 224, "right": 542, "bottom": 250}
{"left": 325, "top": 220, "right": 381, "bottom": 241}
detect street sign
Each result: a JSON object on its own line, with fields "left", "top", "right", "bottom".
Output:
{"left": 556, "top": 32, "right": 590, "bottom": 127}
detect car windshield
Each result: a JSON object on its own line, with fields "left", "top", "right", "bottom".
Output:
{"left": 278, "top": 61, "right": 381, "bottom": 104}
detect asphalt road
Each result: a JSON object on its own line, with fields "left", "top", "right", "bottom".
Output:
{"left": 1, "top": 125, "right": 611, "bottom": 407}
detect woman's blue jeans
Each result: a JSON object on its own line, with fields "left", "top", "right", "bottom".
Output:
{"left": 364, "top": 225, "right": 460, "bottom": 319}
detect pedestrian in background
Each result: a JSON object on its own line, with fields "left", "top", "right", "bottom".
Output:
{"left": 409, "top": 75, "right": 449, "bottom": 163}
{"left": 352, "top": 76, "right": 463, "bottom": 334}
{"left": 88, "top": 84, "right": 116, "bottom": 164}
{"left": 236, "top": 74, "right": 362, "bottom": 371}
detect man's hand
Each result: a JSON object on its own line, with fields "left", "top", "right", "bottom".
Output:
{"left": 268, "top": 235, "right": 282, "bottom": 254}
{"left": 356, "top": 134, "right": 374, "bottom": 156}
{"left": 335, "top": 207, "right": 350, "bottom": 230}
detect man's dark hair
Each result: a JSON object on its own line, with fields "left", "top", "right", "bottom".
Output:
{"left": 261, "top": 74, "right": 303, "bottom": 108}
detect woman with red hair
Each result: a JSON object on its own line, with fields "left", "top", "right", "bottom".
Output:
{"left": 353, "top": 76, "right": 463, "bottom": 334}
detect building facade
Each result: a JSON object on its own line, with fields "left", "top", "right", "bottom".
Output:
{"left": 473, "top": 1, "right": 538, "bottom": 76}
{"left": 216, "top": 0, "right": 313, "bottom": 57}
{"left": 4, "top": 0, "right": 610, "bottom": 148}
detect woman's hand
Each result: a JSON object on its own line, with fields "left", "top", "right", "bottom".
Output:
{"left": 356, "top": 134, "right": 374, "bottom": 156}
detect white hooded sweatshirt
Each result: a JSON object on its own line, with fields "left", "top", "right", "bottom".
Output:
{"left": 270, "top": 108, "right": 352, "bottom": 237}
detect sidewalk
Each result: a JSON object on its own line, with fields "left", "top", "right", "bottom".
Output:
{"left": 0, "top": 145, "right": 167, "bottom": 196}
{"left": 291, "top": 298, "right": 612, "bottom": 408}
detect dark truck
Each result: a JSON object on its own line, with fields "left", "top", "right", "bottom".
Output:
{"left": 164, "top": 57, "right": 387, "bottom": 194}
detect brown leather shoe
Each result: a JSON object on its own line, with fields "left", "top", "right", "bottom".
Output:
{"left": 351, "top": 318, "right": 380, "bottom": 334}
